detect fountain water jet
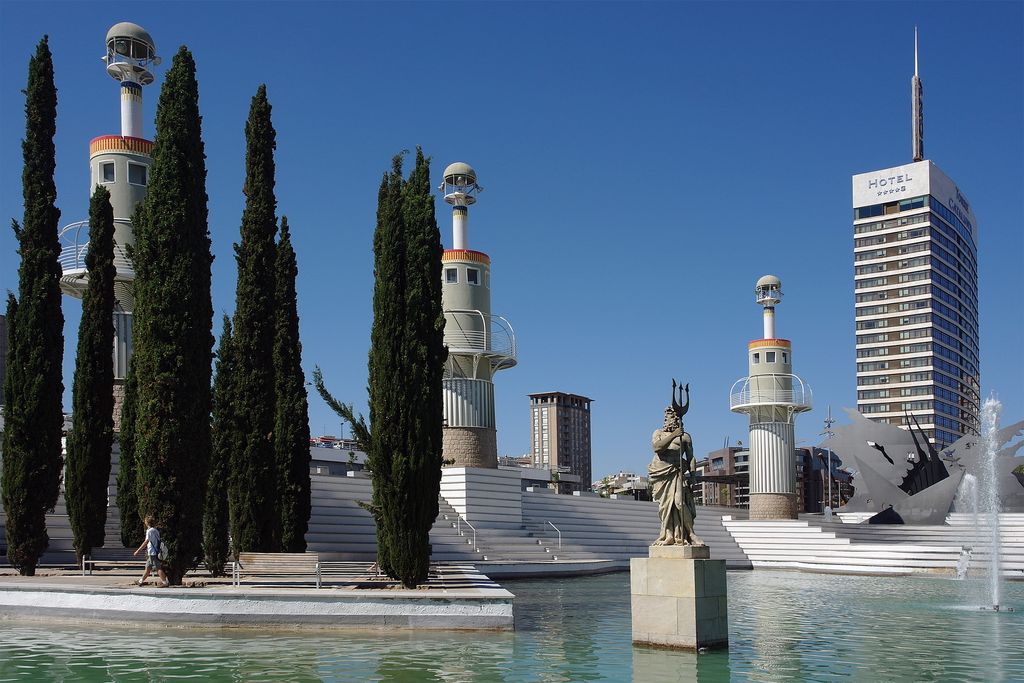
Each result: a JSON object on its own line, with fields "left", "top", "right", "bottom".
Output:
{"left": 978, "top": 397, "right": 1004, "bottom": 611}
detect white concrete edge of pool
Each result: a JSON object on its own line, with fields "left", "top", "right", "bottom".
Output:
{"left": 0, "top": 582, "right": 515, "bottom": 631}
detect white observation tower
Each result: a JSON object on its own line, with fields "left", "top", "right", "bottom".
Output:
{"left": 58, "top": 22, "right": 160, "bottom": 428}
{"left": 730, "top": 275, "right": 812, "bottom": 519}
{"left": 438, "top": 163, "right": 517, "bottom": 468}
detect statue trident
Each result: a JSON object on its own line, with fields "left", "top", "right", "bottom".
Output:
{"left": 671, "top": 379, "right": 693, "bottom": 510}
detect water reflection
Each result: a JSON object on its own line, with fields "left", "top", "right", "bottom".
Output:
{"left": 0, "top": 571, "right": 1020, "bottom": 682}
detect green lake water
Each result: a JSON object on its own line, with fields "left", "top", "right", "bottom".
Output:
{"left": 1, "top": 570, "right": 1022, "bottom": 682}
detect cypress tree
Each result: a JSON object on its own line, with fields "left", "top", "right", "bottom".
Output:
{"left": 131, "top": 47, "right": 214, "bottom": 585}
{"left": 65, "top": 186, "right": 116, "bottom": 563}
{"left": 228, "top": 85, "right": 279, "bottom": 552}
{"left": 1, "top": 36, "right": 64, "bottom": 576}
{"left": 204, "top": 315, "right": 234, "bottom": 575}
{"left": 394, "top": 148, "right": 446, "bottom": 586}
{"left": 313, "top": 151, "right": 446, "bottom": 587}
{"left": 274, "top": 217, "right": 311, "bottom": 552}
{"left": 368, "top": 155, "right": 408, "bottom": 580}
{"left": 115, "top": 359, "right": 143, "bottom": 548}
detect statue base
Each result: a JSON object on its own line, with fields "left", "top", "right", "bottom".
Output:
{"left": 630, "top": 544, "right": 729, "bottom": 651}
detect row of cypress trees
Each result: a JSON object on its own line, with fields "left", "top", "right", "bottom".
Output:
{"left": 200, "top": 88, "right": 312, "bottom": 576}
{"left": 314, "top": 149, "right": 446, "bottom": 588}
{"left": 1, "top": 40, "right": 309, "bottom": 582}
{"left": 4, "top": 37, "right": 442, "bottom": 588}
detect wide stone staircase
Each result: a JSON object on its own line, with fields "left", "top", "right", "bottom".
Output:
{"left": 0, "top": 465, "right": 126, "bottom": 566}
{"left": 721, "top": 512, "right": 1024, "bottom": 577}
{"left": 309, "top": 474, "right": 488, "bottom": 563}
{"left": 3, "top": 471, "right": 753, "bottom": 572}
{"left": 518, "top": 489, "right": 752, "bottom": 569}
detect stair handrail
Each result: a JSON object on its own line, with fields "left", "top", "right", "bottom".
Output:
{"left": 456, "top": 515, "right": 477, "bottom": 551}
{"left": 547, "top": 521, "right": 562, "bottom": 549}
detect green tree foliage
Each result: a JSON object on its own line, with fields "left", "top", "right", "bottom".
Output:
{"left": 274, "top": 217, "right": 311, "bottom": 552}
{"left": 205, "top": 315, "right": 235, "bottom": 576}
{"left": 116, "top": 359, "right": 143, "bottom": 548}
{"left": 366, "top": 155, "right": 407, "bottom": 579}
{"left": 394, "top": 148, "right": 446, "bottom": 585}
{"left": 228, "top": 85, "right": 279, "bottom": 552}
{"left": 314, "top": 150, "right": 446, "bottom": 587}
{"left": 65, "top": 186, "right": 116, "bottom": 562}
{"left": 1, "top": 37, "right": 65, "bottom": 576}
{"left": 131, "top": 47, "right": 214, "bottom": 585}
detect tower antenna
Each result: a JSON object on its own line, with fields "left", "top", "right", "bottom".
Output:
{"left": 912, "top": 27, "right": 924, "bottom": 162}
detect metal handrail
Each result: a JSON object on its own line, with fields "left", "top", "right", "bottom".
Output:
{"left": 456, "top": 515, "right": 477, "bottom": 551}
{"left": 547, "top": 521, "right": 561, "bottom": 549}
{"left": 57, "top": 219, "right": 135, "bottom": 275}
{"left": 443, "top": 308, "right": 517, "bottom": 361}
{"left": 729, "top": 374, "right": 813, "bottom": 410}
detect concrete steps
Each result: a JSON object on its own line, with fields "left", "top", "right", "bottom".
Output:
{"left": 804, "top": 512, "right": 1024, "bottom": 576}
{"left": 518, "top": 491, "right": 752, "bottom": 569}
{"left": 722, "top": 516, "right": 1024, "bottom": 577}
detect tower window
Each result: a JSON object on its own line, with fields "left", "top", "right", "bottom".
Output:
{"left": 100, "top": 162, "right": 115, "bottom": 184}
{"left": 467, "top": 268, "right": 480, "bottom": 285}
{"left": 445, "top": 268, "right": 458, "bottom": 284}
{"left": 752, "top": 353, "right": 760, "bottom": 364}
{"left": 766, "top": 352, "right": 776, "bottom": 363}
{"left": 127, "top": 162, "right": 147, "bottom": 186}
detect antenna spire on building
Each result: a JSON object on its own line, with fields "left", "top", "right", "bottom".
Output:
{"left": 912, "top": 27, "right": 924, "bottom": 162}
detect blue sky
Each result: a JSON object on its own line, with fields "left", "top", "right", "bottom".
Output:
{"left": 1, "top": 2, "right": 1021, "bottom": 480}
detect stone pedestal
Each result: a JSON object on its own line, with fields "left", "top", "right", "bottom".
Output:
{"left": 749, "top": 492, "right": 797, "bottom": 520}
{"left": 630, "top": 545, "right": 729, "bottom": 650}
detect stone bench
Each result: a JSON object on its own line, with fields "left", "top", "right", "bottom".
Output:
{"left": 232, "top": 552, "right": 322, "bottom": 588}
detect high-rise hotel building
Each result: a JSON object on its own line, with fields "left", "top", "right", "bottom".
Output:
{"left": 852, "top": 36, "right": 980, "bottom": 446}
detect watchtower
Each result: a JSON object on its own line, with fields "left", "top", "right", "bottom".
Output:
{"left": 438, "top": 163, "right": 517, "bottom": 468}
{"left": 58, "top": 22, "right": 160, "bottom": 427}
{"left": 730, "top": 275, "right": 812, "bottom": 519}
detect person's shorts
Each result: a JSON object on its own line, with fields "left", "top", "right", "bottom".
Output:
{"left": 146, "top": 555, "right": 161, "bottom": 570}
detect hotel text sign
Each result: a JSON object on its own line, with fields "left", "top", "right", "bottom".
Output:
{"left": 853, "top": 161, "right": 930, "bottom": 204}
{"left": 852, "top": 160, "right": 977, "bottom": 240}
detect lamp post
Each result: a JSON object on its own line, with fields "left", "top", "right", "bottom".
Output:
{"left": 821, "top": 406, "right": 836, "bottom": 513}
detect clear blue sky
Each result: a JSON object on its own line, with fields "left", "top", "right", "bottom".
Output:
{"left": 1, "top": 2, "right": 1021, "bottom": 480}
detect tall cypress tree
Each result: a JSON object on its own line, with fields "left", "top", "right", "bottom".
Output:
{"left": 131, "top": 47, "right": 214, "bottom": 585}
{"left": 368, "top": 155, "right": 408, "bottom": 579}
{"left": 274, "top": 217, "right": 311, "bottom": 552}
{"left": 65, "top": 186, "right": 116, "bottom": 562}
{"left": 205, "top": 315, "right": 234, "bottom": 575}
{"left": 313, "top": 151, "right": 446, "bottom": 587}
{"left": 116, "top": 358, "right": 143, "bottom": 548}
{"left": 395, "top": 148, "right": 446, "bottom": 585}
{"left": 1, "top": 36, "right": 65, "bottom": 576}
{"left": 228, "top": 85, "right": 279, "bottom": 552}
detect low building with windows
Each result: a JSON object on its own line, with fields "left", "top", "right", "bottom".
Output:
{"left": 593, "top": 471, "right": 650, "bottom": 501}
{"left": 701, "top": 445, "right": 750, "bottom": 508}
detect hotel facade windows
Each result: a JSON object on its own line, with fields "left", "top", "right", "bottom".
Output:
{"left": 852, "top": 161, "right": 980, "bottom": 447}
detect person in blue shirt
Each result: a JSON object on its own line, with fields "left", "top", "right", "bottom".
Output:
{"left": 133, "top": 516, "right": 169, "bottom": 587}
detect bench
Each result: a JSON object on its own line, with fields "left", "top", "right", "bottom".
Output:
{"left": 81, "top": 549, "right": 147, "bottom": 576}
{"left": 232, "top": 552, "right": 322, "bottom": 588}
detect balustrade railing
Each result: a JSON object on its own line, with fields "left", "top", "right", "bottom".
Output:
{"left": 443, "top": 309, "right": 516, "bottom": 361}
{"left": 729, "top": 374, "right": 813, "bottom": 410}
{"left": 58, "top": 220, "right": 134, "bottom": 275}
